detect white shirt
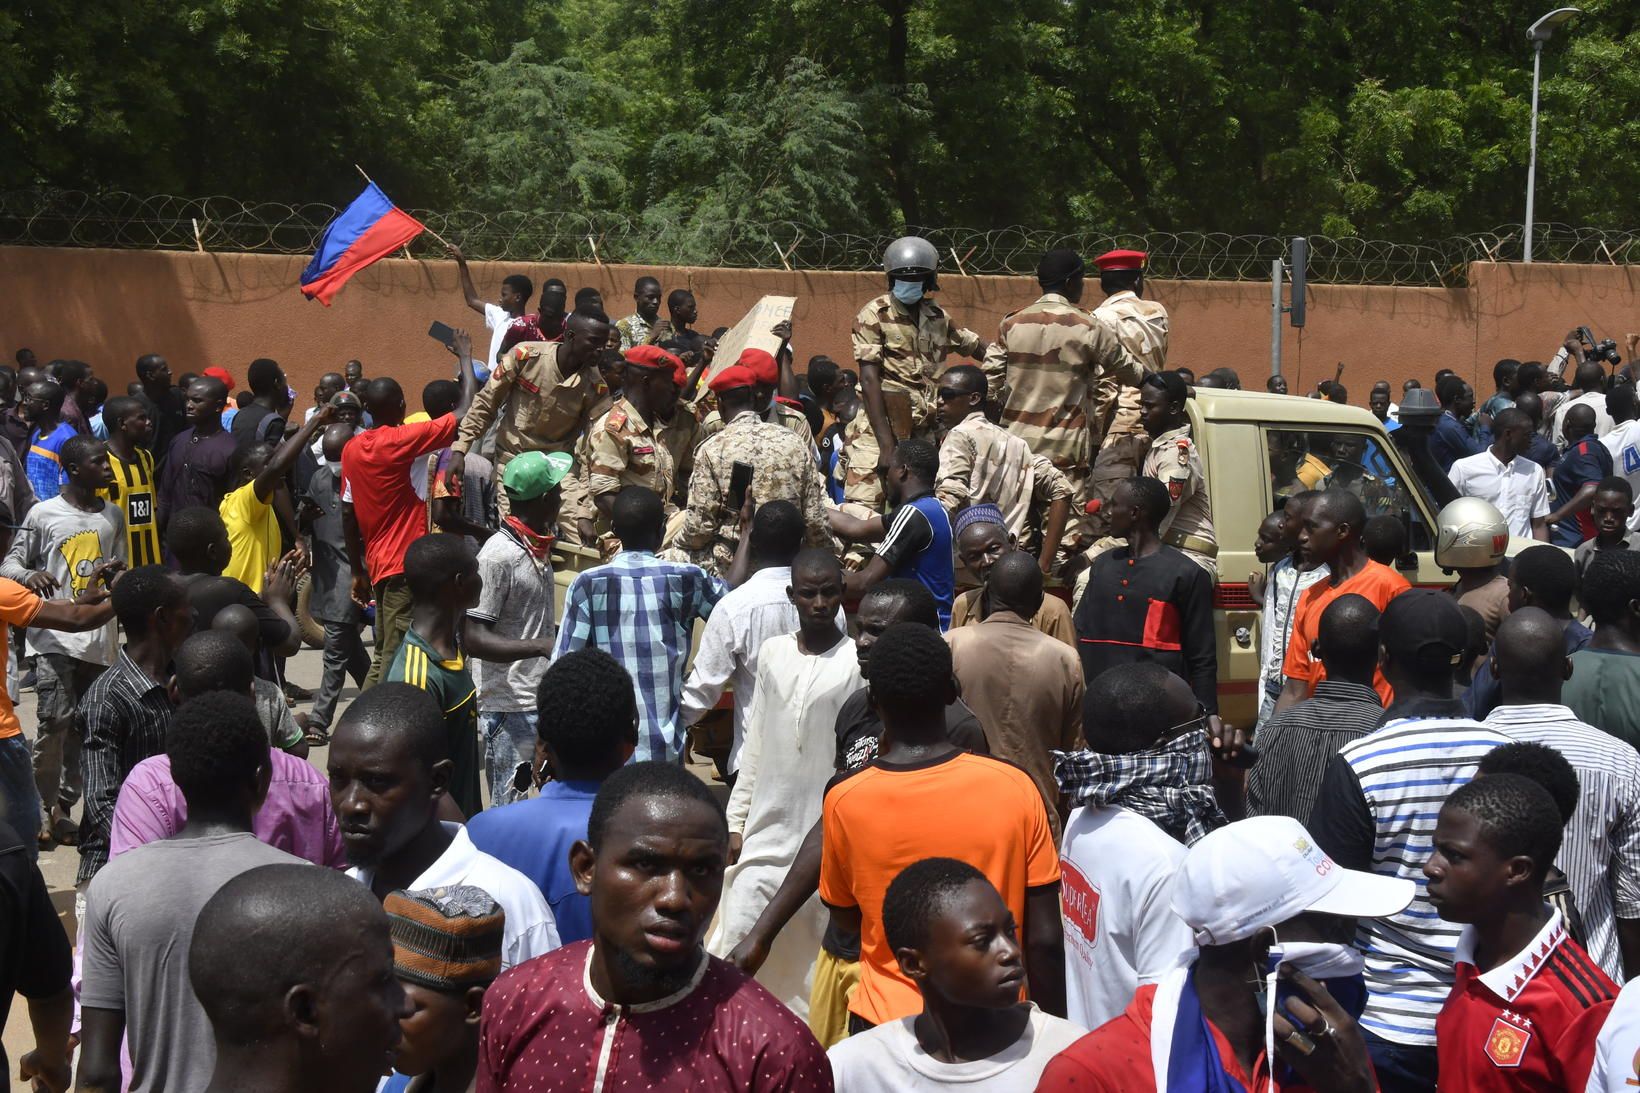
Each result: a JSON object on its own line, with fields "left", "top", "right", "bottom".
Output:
{"left": 706, "top": 633, "right": 861, "bottom": 1017}
{"left": 1589, "top": 977, "right": 1640, "bottom": 1091}
{"left": 1256, "top": 556, "right": 1330, "bottom": 727}
{"left": 828, "top": 1004, "right": 1086, "bottom": 1091}
{"left": 1059, "top": 804, "right": 1194, "bottom": 1031}
{"left": 483, "top": 302, "right": 512, "bottom": 369}
{"left": 677, "top": 566, "right": 844, "bottom": 771}
{"left": 348, "top": 823, "right": 559, "bottom": 969}
{"left": 1601, "top": 420, "right": 1640, "bottom": 531}
{"left": 1552, "top": 390, "right": 1614, "bottom": 448}
{"left": 1447, "top": 448, "right": 1550, "bottom": 538}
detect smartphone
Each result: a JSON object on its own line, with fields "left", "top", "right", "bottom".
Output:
{"left": 727, "top": 461, "right": 754, "bottom": 512}
{"left": 428, "top": 320, "right": 457, "bottom": 349}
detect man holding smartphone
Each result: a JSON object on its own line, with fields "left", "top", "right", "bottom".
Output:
{"left": 673, "top": 365, "right": 835, "bottom": 577}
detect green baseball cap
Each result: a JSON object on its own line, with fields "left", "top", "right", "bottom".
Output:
{"left": 502, "top": 451, "right": 574, "bottom": 500}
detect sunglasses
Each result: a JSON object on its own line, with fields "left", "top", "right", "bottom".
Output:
{"left": 1164, "top": 702, "right": 1211, "bottom": 742}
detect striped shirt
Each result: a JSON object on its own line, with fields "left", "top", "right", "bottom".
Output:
{"left": 983, "top": 293, "right": 1145, "bottom": 467}
{"left": 1483, "top": 702, "right": 1640, "bottom": 981}
{"left": 1310, "top": 714, "right": 1509, "bottom": 1046}
{"left": 554, "top": 551, "right": 726, "bottom": 764}
{"left": 102, "top": 446, "right": 161, "bottom": 568}
{"left": 1244, "top": 679, "right": 1383, "bottom": 824}
{"left": 78, "top": 651, "right": 175, "bottom": 885}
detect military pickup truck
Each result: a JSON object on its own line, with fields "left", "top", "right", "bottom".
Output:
{"left": 510, "top": 386, "right": 1500, "bottom": 757}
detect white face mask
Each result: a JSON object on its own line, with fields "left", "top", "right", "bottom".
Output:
{"left": 326, "top": 458, "right": 342, "bottom": 474}
{"left": 1259, "top": 937, "right": 1366, "bottom": 1077}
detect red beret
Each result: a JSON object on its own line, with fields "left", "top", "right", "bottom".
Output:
{"left": 737, "top": 348, "right": 779, "bottom": 386}
{"left": 1093, "top": 249, "right": 1147, "bottom": 272}
{"left": 202, "top": 366, "right": 236, "bottom": 390}
{"left": 775, "top": 396, "right": 804, "bottom": 410}
{"left": 624, "top": 344, "right": 687, "bottom": 386}
{"left": 708, "top": 365, "right": 758, "bottom": 394}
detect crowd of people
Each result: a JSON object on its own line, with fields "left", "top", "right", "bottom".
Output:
{"left": 5, "top": 238, "right": 1640, "bottom": 1093}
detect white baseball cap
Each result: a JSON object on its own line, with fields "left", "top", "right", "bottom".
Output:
{"left": 1171, "top": 815, "right": 1415, "bottom": 946}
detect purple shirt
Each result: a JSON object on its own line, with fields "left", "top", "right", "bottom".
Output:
{"left": 108, "top": 751, "right": 346, "bottom": 868}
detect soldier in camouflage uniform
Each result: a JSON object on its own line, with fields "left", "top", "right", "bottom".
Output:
{"left": 983, "top": 249, "right": 1146, "bottom": 552}
{"left": 933, "top": 364, "right": 1072, "bottom": 568}
{"left": 587, "top": 345, "right": 685, "bottom": 549}
{"left": 1138, "top": 370, "right": 1216, "bottom": 574}
{"left": 1086, "top": 249, "right": 1172, "bottom": 542}
{"left": 847, "top": 237, "right": 985, "bottom": 510}
{"left": 444, "top": 307, "right": 612, "bottom": 542}
{"left": 698, "top": 331, "right": 817, "bottom": 452}
{"left": 671, "top": 365, "right": 836, "bottom": 576}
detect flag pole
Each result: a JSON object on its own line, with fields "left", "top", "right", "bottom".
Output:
{"left": 354, "top": 164, "right": 453, "bottom": 253}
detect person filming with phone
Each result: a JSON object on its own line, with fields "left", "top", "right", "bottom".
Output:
{"left": 670, "top": 364, "right": 836, "bottom": 578}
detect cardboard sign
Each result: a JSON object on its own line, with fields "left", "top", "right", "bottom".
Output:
{"left": 704, "top": 295, "right": 796, "bottom": 382}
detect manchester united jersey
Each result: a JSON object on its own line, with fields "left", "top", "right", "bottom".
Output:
{"left": 1436, "top": 909, "right": 1616, "bottom": 1092}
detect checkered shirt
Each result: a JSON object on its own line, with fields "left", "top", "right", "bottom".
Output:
{"left": 1054, "top": 728, "right": 1225, "bottom": 845}
{"left": 553, "top": 551, "right": 726, "bottom": 763}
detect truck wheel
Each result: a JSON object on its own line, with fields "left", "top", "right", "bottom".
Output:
{"left": 294, "top": 572, "right": 326, "bottom": 650}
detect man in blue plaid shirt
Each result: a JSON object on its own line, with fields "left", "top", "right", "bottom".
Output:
{"left": 554, "top": 486, "right": 729, "bottom": 763}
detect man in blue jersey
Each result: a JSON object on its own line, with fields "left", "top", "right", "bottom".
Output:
{"left": 836, "top": 438, "right": 954, "bottom": 628}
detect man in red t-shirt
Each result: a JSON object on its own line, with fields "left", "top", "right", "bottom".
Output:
{"left": 1428, "top": 773, "right": 1617, "bottom": 1091}
{"left": 343, "top": 336, "right": 476, "bottom": 687}
{"left": 1275, "top": 488, "right": 1409, "bottom": 713}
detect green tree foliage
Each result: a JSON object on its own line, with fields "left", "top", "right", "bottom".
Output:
{"left": 3, "top": 0, "right": 1637, "bottom": 241}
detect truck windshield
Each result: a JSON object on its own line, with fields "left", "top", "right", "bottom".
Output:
{"left": 1265, "top": 428, "right": 1435, "bottom": 550}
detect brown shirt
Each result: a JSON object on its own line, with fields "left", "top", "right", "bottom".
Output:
{"left": 452, "top": 341, "right": 600, "bottom": 459}
{"left": 946, "top": 609, "right": 1086, "bottom": 839}
{"left": 949, "top": 588, "right": 1076, "bottom": 648}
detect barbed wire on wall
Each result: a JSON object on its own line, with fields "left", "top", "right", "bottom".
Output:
{"left": 0, "top": 189, "right": 1634, "bottom": 286}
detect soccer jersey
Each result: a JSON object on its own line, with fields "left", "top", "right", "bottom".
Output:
{"left": 387, "top": 629, "right": 481, "bottom": 818}
{"left": 103, "top": 446, "right": 161, "bottom": 567}
{"left": 1436, "top": 909, "right": 1616, "bottom": 1092}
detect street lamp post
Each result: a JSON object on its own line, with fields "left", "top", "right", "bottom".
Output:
{"left": 1524, "top": 6, "right": 1582, "bottom": 263}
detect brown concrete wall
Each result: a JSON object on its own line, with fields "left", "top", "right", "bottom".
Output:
{"left": 1, "top": 246, "right": 1634, "bottom": 404}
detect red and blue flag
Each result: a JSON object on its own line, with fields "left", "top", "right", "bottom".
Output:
{"left": 299, "top": 183, "right": 424, "bottom": 306}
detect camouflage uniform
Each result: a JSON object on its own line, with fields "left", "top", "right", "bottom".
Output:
{"left": 452, "top": 340, "right": 600, "bottom": 539}
{"left": 848, "top": 292, "right": 983, "bottom": 509}
{"left": 672, "top": 410, "right": 837, "bottom": 577}
{"left": 935, "top": 410, "right": 1073, "bottom": 546}
{"left": 983, "top": 293, "right": 1145, "bottom": 548}
{"left": 1144, "top": 424, "right": 1216, "bottom": 574}
{"left": 587, "top": 396, "right": 675, "bottom": 524}
{"left": 658, "top": 409, "right": 700, "bottom": 506}
{"left": 1083, "top": 291, "right": 1172, "bottom": 544}
{"left": 1092, "top": 290, "right": 1170, "bottom": 446}
{"left": 699, "top": 401, "right": 816, "bottom": 452}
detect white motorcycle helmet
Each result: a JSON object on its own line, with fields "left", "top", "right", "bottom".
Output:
{"left": 1434, "top": 497, "right": 1508, "bottom": 571}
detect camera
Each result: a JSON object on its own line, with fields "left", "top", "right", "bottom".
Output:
{"left": 1577, "top": 326, "right": 1624, "bottom": 367}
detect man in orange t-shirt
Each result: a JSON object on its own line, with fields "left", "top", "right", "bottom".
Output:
{"left": 0, "top": 503, "right": 119, "bottom": 857}
{"left": 819, "top": 622, "right": 1063, "bottom": 1031}
{"left": 1276, "top": 489, "right": 1410, "bottom": 714}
